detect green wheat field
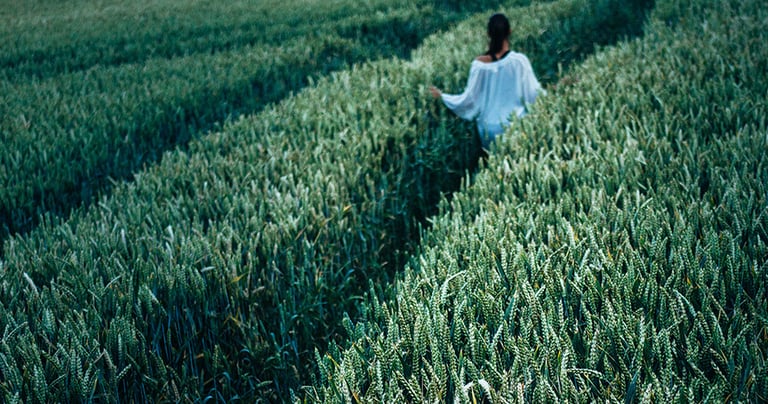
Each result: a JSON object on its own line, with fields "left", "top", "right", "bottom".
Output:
{"left": 1, "top": 0, "right": 766, "bottom": 402}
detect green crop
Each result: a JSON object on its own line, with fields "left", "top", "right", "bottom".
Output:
{"left": 0, "top": 0, "right": 515, "bottom": 248}
{"left": 3, "top": 0, "right": 560, "bottom": 400}
{"left": 310, "top": 0, "right": 767, "bottom": 401}
{"left": 3, "top": 0, "right": 754, "bottom": 402}
{"left": 0, "top": 0, "right": 493, "bottom": 80}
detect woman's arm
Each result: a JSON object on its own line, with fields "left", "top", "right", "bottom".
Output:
{"left": 439, "top": 62, "right": 484, "bottom": 121}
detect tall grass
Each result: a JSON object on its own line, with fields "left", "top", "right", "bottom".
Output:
{"left": 0, "top": 0, "right": 451, "bottom": 80}
{"left": 0, "top": 0, "right": 511, "bottom": 249}
{"left": 0, "top": 0, "right": 658, "bottom": 401}
{"left": 309, "top": 0, "right": 767, "bottom": 401}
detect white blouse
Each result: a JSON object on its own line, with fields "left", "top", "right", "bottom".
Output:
{"left": 441, "top": 51, "right": 542, "bottom": 147}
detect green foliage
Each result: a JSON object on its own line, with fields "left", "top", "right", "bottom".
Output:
{"left": 310, "top": 0, "right": 768, "bottom": 401}
{"left": 0, "top": 0, "right": 426, "bottom": 80}
{"left": 2, "top": 0, "right": 548, "bottom": 401}
{"left": 1, "top": 0, "right": 763, "bottom": 402}
{"left": 0, "top": 0, "right": 505, "bottom": 247}
{"left": 519, "top": 0, "right": 654, "bottom": 82}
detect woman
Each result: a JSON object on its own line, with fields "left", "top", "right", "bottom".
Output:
{"left": 430, "top": 13, "right": 542, "bottom": 149}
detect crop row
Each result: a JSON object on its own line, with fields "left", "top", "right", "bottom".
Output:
{"left": 0, "top": 0, "right": 655, "bottom": 401}
{"left": 0, "top": 0, "right": 472, "bottom": 80}
{"left": 0, "top": 1, "right": 508, "bottom": 248}
{"left": 310, "top": 0, "right": 768, "bottom": 401}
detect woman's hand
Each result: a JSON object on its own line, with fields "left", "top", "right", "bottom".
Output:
{"left": 429, "top": 86, "right": 442, "bottom": 99}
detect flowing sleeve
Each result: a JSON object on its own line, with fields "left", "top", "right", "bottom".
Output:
{"left": 440, "top": 62, "right": 485, "bottom": 121}
{"left": 520, "top": 55, "right": 543, "bottom": 105}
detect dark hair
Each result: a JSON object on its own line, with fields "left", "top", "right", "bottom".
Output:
{"left": 486, "top": 13, "right": 511, "bottom": 56}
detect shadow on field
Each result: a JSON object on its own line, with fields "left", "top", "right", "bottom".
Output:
{"left": 0, "top": 1, "right": 515, "bottom": 255}
{"left": 375, "top": 0, "right": 656, "bottom": 276}
{"left": 286, "top": 1, "right": 655, "bottom": 397}
{"left": 0, "top": 0, "right": 659, "bottom": 402}
{"left": 252, "top": 0, "right": 657, "bottom": 399}
{"left": 1, "top": 1, "right": 511, "bottom": 81}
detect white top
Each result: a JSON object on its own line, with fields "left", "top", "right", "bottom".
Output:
{"left": 441, "top": 51, "right": 542, "bottom": 146}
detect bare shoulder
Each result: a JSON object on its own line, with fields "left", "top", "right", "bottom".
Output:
{"left": 475, "top": 55, "right": 492, "bottom": 63}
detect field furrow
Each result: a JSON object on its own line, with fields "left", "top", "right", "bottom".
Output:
{"left": 311, "top": 0, "right": 768, "bottom": 401}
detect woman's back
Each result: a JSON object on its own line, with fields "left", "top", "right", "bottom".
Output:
{"left": 430, "top": 13, "right": 542, "bottom": 149}
{"left": 441, "top": 51, "right": 542, "bottom": 146}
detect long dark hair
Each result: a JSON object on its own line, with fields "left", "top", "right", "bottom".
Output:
{"left": 486, "top": 13, "right": 511, "bottom": 56}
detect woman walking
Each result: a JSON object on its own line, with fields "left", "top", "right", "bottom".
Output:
{"left": 430, "top": 13, "right": 542, "bottom": 149}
